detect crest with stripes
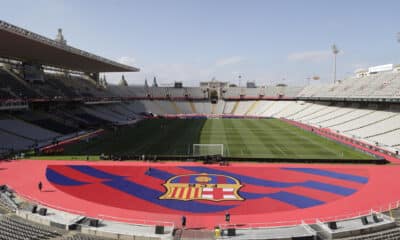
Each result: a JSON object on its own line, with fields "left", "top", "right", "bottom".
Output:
{"left": 159, "top": 173, "right": 244, "bottom": 201}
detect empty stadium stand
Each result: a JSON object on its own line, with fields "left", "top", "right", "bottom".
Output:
{"left": 298, "top": 68, "right": 400, "bottom": 100}
{"left": 3, "top": 18, "right": 400, "bottom": 239}
{"left": 0, "top": 118, "right": 60, "bottom": 141}
{"left": 0, "top": 215, "right": 63, "bottom": 240}
{"left": 0, "top": 187, "right": 17, "bottom": 214}
{"left": 336, "top": 228, "right": 400, "bottom": 240}
{"left": 59, "top": 234, "right": 113, "bottom": 240}
{"left": 0, "top": 67, "right": 38, "bottom": 99}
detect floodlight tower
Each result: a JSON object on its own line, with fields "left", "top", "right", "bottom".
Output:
{"left": 331, "top": 44, "right": 339, "bottom": 84}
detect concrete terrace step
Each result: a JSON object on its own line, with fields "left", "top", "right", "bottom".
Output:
{"left": 179, "top": 229, "right": 215, "bottom": 240}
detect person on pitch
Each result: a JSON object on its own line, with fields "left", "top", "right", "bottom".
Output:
{"left": 182, "top": 215, "right": 187, "bottom": 228}
{"left": 225, "top": 212, "right": 230, "bottom": 223}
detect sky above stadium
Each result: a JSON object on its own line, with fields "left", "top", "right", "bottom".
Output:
{"left": 2, "top": 0, "right": 400, "bottom": 86}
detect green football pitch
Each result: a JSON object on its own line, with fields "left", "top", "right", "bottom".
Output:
{"left": 60, "top": 118, "right": 373, "bottom": 160}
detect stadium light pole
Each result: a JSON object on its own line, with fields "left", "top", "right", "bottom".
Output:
{"left": 331, "top": 44, "right": 339, "bottom": 84}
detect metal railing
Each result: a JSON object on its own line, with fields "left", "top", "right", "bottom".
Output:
{"left": 219, "top": 200, "right": 400, "bottom": 231}
{"left": 10, "top": 186, "right": 400, "bottom": 233}
{"left": 13, "top": 187, "right": 174, "bottom": 230}
{"left": 97, "top": 214, "right": 175, "bottom": 228}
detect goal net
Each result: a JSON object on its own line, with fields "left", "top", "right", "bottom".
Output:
{"left": 193, "top": 144, "right": 224, "bottom": 156}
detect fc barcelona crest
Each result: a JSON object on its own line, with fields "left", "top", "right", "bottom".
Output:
{"left": 159, "top": 173, "right": 244, "bottom": 201}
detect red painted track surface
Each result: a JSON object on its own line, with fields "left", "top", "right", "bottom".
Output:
{"left": 1, "top": 160, "right": 400, "bottom": 228}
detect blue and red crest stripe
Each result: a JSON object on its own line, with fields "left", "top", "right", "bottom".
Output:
{"left": 46, "top": 164, "right": 369, "bottom": 214}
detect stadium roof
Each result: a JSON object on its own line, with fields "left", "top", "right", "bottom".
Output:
{"left": 0, "top": 20, "right": 139, "bottom": 73}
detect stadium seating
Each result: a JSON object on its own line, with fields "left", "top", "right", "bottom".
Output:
{"left": 345, "top": 113, "right": 400, "bottom": 137}
{"left": 249, "top": 101, "right": 271, "bottom": 116}
{"left": 174, "top": 101, "right": 192, "bottom": 114}
{"left": 223, "top": 101, "right": 237, "bottom": 114}
{"left": 297, "top": 84, "right": 325, "bottom": 97}
{"left": 184, "top": 87, "right": 205, "bottom": 99}
{"left": 2, "top": 65, "right": 400, "bottom": 239}
{"left": 267, "top": 101, "right": 299, "bottom": 117}
{"left": 0, "top": 119, "right": 60, "bottom": 141}
{"left": 322, "top": 107, "right": 372, "bottom": 128}
{"left": 219, "top": 224, "right": 316, "bottom": 240}
{"left": 5, "top": 18, "right": 400, "bottom": 240}
{"left": 148, "top": 87, "right": 166, "bottom": 98}
{"left": 243, "top": 87, "right": 263, "bottom": 98}
{"left": 74, "top": 112, "right": 108, "bottom": 126}
{"left": 0, "top": 130, "right": 35, "bottom": 152}
{"left": 306, "top": 105, "right": 354, "bottom": 125}
{"left": 0, "top": 89, "right": 15, "bottom": 100}
{"left": 0, "top": 215, "right": 63, "bottom": 240}
{"left": 336, "top": 228, "right": 400, "bottom": 240}
{"left": 234, "top": 101, "right": 255, "bottom": 115}
{"left": 368, "top": 129, "right": 400, "bottom": 147}
{"left": 224, "top": 87, "right": 245, "bottom": 98}
{"left": 165, "top": 87, "right": 184, "bottom": 98}
{"left": 81, "top": 106, "right": 133, "bottom": 124}
{"left": 299, "top": 69, "right": 400, "bottom": 99}
{"left": 128, "top": 86, "right": 148, "bottom": 97}
{"left": 15, "top": 111, "right": 78, "bottom": 134}
{"left": 59, "top": 234, "right": 113, "bottom": 240}
{"left": 155, "top": 100, "right": 177, "bottom": 114}
{"left": 189, "top": 101, "right": 209, "bottom": 114}
{"left": 288, "top": 102, "right": 329, "bottom": 120}
{"left": 0, "top": 68, "right": 37, "bottom": 99}
{"left": 43, "top": 74, "right": 81, "bottom": 98}
{"left": 0, "top": 187, "right": 17, "bottom": 214}
{"left": 271, "top": 101, "right": 400, "bottom": 152}
{"left": 212, "top": 101, "right": 225, "bottom": 114}
{"left": 284, "top": 86, "right": 305, "bottom": 97}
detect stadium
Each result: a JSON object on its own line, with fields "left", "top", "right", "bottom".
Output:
{"left": 1, "top": 9, "right": 400, "bottom": 240}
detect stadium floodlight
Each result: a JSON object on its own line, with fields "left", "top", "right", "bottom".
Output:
{"left": 305, "top": 77, "right": 311, "bottom": 86}
{"left": 331, "top": 44, "right": 340, "bottom": 84}
{"left": 193, "top": 144, "right": 224, "bottom": 156}
{"left": 306, "top": 76, "right": 318, "bottom": 85}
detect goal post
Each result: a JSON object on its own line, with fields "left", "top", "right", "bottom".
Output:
{"left": 193, "top": 144, "right": 224, "bottom": 156}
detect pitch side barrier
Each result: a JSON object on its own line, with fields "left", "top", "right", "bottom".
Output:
{"left": 157, "top": 113, "right": 271, "bottom": 119}
{"left": 218, "top": 201, "right": 400, "bottom": 231}
{"left": 102, "top": 154, "right": 388, "bottom": 164}
{"left": 223, "top": 96, "right": 295, "bottom": 100}
{"left": 39, "top": 129, "right": 105, "bottom": 153}
{"left": 122, "top": 96, "right": 295, "bottom": 101}
{"left": 11, "top": 183, "right": 400, "bottom": 235}
{"left": 13, "top": 189, "right": 175, "bottom": 232}
{"left": 124, "top": 96, "right": 207, "bottom": 101}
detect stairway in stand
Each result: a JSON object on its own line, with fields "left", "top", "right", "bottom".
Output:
{"left": 175, "top": 229, "right": 215, "bottom": 240}
{"left": 245, "top": 100, "right": 259, "bottom": 115}
{"left": 171, "top": 101, "right": 182, "bottom": 114}
{"left": 189, "top": 101, "right": 197, "bottom": 114}
{"left": 230, "top": 101, "right": 240, "bottom": 115}
{"left": 211, "top": 103, "right": 217, "bottom": 114}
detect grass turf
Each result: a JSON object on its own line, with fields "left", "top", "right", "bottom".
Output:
{"left": 49, "top": 118, "right": 373, "bottom": 160}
